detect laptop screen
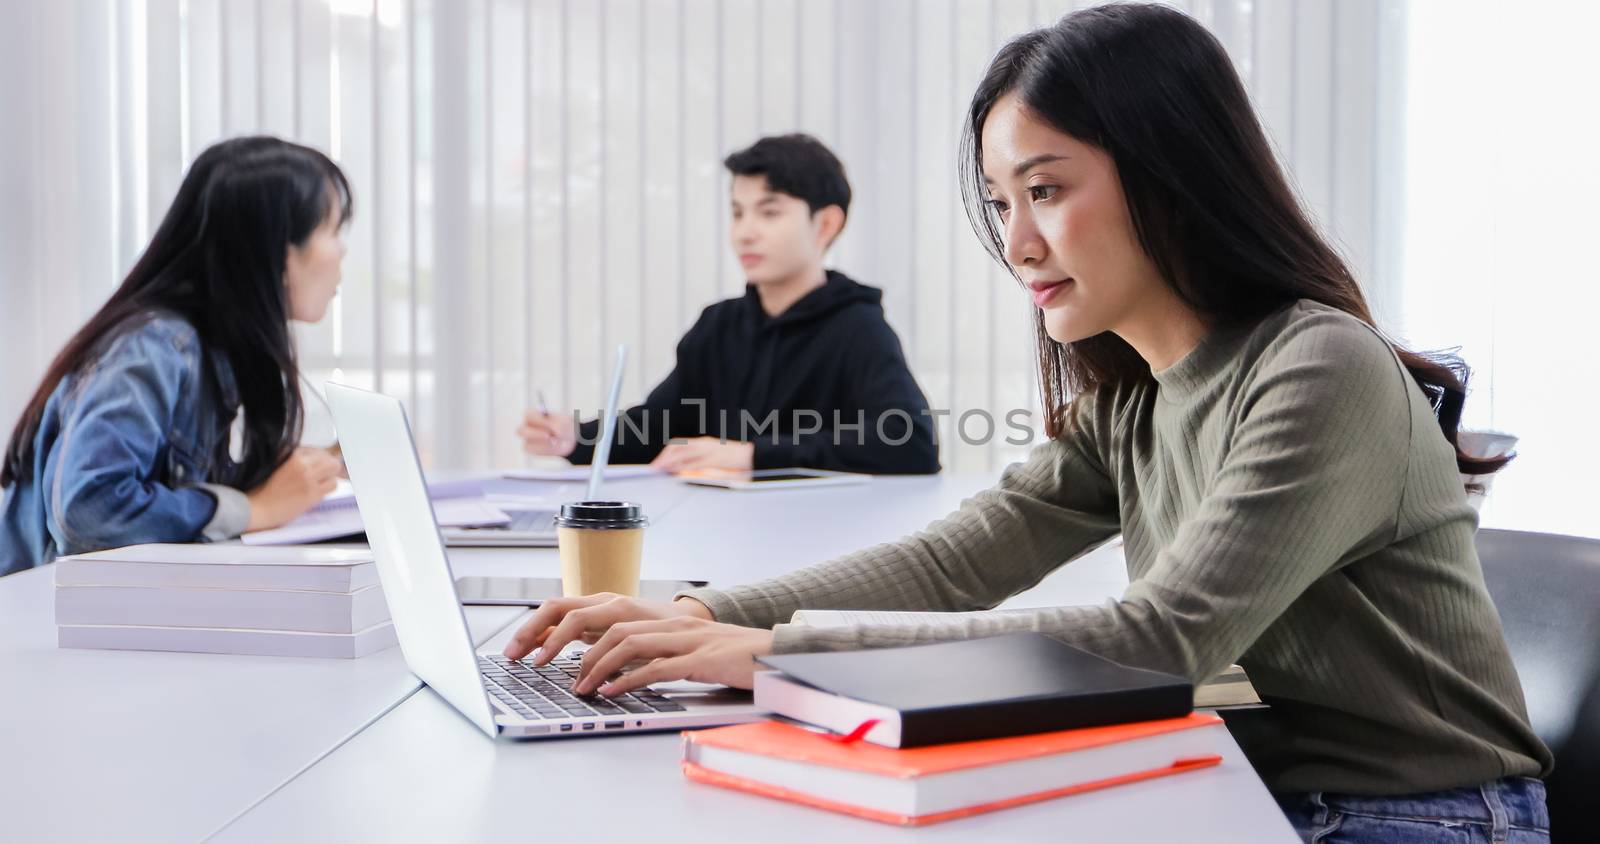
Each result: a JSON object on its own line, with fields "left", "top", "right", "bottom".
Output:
{"left": 325, "top": 382, "right": 499, "bottom": 736}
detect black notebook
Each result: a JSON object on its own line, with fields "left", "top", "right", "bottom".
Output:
{"left": 754, "top": 632, "right": 1193, "bottom": 748}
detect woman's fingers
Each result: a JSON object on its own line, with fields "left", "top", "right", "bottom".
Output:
{"left": 502, "top": 594, "right": 611, "bottom": 660}
{"left": 503, "top": 609, "right": 555, "bottom": 660}
{"left": 597, "top": 655, "right": 696, "bottom": 697}
{"left": 574, "top": 616, "right": 696, "bottom": 687}
{"left": 528, "top": 596, "right": 643, "bottom": 665}
{"left": 574, "top": 628, "right": 693, "bottom": 695}
{"left": 304, "top": 450, "right": 342, "bottom": 483}
{"left": 529, "top": 611, "right": 595, "bottom": 665}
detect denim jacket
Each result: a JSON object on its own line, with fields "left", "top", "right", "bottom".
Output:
{"left": 0, "top": 312, "right": 251, "bottom": 576}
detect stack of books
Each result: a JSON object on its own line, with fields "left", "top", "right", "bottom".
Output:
{"left": 683, "top": 632, "right": 1246, "bottom": 826}
{"left": 54, "top": 544, "right": 396, "bottom": 658}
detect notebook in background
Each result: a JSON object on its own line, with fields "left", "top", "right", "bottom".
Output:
{"left": 755, "top": 632, "right": 1194, "bottom": 748}
{"left": 789, "top": 610, "right": 1263, "bottom": 710}
{"left": 682, "top": 713, "right": 1225, "bottom": 826}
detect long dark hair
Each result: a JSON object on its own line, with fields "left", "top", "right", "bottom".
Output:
{"left": 2, "top": 136, "right": 352, "bottom": 490}
{"left": 960, "top": 3, "right": 1505, "bottom": 476}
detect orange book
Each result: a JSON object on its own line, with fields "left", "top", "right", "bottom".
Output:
{"left": 681, "top": 713, "right": 1224, "bottom": 826}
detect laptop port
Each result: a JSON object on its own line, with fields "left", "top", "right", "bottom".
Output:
{"left": 581, "top": 723, "right": 596, "bottom": 730}
{"left": 604, "top": 721, "right": 624, "bottom": 729}
{"left": 559, "top": 724, "right": 573, "bottom": 732}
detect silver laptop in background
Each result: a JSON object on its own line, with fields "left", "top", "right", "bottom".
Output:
{"left": 442, "top": 509, "right": 560, "bottom": 547}
{"left": 325, "top": 381, "right": 763, "bottom": 739}
{"left": 438, "top": 344, "right": 630, "bottom": 548}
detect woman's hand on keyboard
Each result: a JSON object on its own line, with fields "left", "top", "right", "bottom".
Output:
{"left": 501, "top": 593, "right": 713, "bottom": 663}
{"left": 571, "top": 618, "right": 775, "bottom": 696}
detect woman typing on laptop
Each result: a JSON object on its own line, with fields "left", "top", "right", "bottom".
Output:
{"left": 0, "top": 137, "right": 352, "bottom": 575}
{"left": 505, "top": 5, "right": 1551, "bottom": 841}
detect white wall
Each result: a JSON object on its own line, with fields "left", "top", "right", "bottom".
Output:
{"left": 1396, "top": 1, "right": 1600, "bottom": 537}
{"left": 1, "top": 0, "right": 1403, "bottom": 476}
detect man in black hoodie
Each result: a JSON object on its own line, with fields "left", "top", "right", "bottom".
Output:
{"left": 518, "top": 134, "right": 939, "bottom": 475}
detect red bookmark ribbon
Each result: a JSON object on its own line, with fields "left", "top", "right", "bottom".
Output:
{"left": 823, "top": 719, "right": 881, "bottom": 744}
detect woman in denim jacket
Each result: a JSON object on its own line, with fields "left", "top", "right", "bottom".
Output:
{"left": 1, "top": 137, "right": 352, "bottom": 576}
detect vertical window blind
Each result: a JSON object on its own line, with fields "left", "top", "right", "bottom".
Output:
{"left": 0, "top": 0, "right": 1405, "bottom": 477}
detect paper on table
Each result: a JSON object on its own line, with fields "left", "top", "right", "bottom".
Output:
{"left": 242, "top": 498, "right": 511, "bottom": 546}
{"left": 503, "top": 465, "right": 659, "bottom": 482}
{"left": 309, "top": 476, "right": 486, "bottom": 511}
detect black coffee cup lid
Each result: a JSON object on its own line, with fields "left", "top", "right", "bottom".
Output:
{"left": 555, "top": 501, "right": 647, "bottom": 530}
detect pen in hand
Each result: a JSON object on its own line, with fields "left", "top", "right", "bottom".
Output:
{"left": 536, "top": 389, "right": 557, "bottom": 449}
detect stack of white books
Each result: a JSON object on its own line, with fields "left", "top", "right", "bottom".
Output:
{"left": 54, "top": 544, "right": 397, "bottom": 659}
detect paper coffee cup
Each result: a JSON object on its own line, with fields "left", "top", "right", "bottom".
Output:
{"left": 555, "top": 501, "right": 648, "bottom": 597}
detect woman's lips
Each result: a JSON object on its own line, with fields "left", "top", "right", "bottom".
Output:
{"left": 1029, "top": 279, "right": 1072, "bottom": 307}
{"left": 739, "top": 254, "right": 763, "bottom": 268}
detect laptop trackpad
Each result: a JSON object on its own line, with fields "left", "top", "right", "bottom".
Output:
{"left": 653, "top": 681, "right": 754, "bottom": 704}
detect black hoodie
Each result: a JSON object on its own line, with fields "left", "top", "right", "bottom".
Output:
{"left": 570, "top": 271, "right": 940, "bottom": 474}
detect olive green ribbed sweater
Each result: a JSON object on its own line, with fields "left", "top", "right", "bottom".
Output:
{"left": 682, "top": 300, "right": 1552, "bottom": 795}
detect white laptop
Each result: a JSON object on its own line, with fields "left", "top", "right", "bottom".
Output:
{"left": 326, "top": 381, "right": 764, "bottom": 739}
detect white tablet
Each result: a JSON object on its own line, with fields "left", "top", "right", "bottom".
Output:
{"left": 679, "top": 467, "right": 871, "bottom": 491}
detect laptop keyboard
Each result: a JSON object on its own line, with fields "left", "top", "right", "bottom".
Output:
{"left": 478, "top": 653, "right": 687, "bottom": 721}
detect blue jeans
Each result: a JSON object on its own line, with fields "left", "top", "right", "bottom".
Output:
{"left": 1275, "top": 777, "right": 1549, "bottom": 843}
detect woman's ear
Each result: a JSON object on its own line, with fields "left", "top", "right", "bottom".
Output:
{"left": 813, "top": 205, "right": 847, "bottom": 251}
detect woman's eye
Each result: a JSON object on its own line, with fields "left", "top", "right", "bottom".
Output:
{"left": 1029, "top": 185, "right": 1058, "bottom": 202}
{"left": 985, "top": 198, "right": 1010, "bottom": 215}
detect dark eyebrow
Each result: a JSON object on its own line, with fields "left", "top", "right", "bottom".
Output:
{"left": 983, "top": 153, "right": 1071, "bottom": 184}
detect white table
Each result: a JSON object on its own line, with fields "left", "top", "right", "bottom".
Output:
{"left": 215, "top": 474, "right": 1297, "bottom": 842}
{"left": 0, "top": 474, "right": 693, "bottom": 844}
{"left": 0, "top": 473, "right": 1297, "bottom": 842}
{"left": 211, "top": 620, "right": 1289, "bottom": 843}
{"left": 0, "top": 564, "right": 522, "bottom": 844}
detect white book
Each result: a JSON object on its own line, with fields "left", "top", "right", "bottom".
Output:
{"left": 54, "top": 544, "right": 376, "bottom": 593}
{"left": 55, "top": 582, "right": 391, "bottom": 634}
{"left": 789, "top": 609, "right": 1262, "bottom": 710}
{"left": 57, "top": 619, "right": 398, "bottom": 659}
{"left": 241, "top": 496, "right": 511, "bottom": 546}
